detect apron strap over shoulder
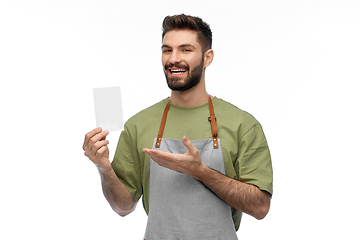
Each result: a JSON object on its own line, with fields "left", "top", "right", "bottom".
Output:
{"left": 208, "top": 95, "right": 219, "bottom": 148}
{"left": 155, "top": 98, "right": 171, "bottom": 148}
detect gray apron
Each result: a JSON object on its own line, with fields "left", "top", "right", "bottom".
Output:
{"left": 144, "top": 96, "right": 238, "bottom": 240}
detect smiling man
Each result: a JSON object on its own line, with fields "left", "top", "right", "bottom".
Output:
{"left": 83, "top": 14, "right": 273, "bottom": 239}
{"left": 162, "top": 30, "right": 207, "bottom": 92}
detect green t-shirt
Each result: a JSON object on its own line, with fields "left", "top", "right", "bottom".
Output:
{"left": 111, "top": 97, "right": 273, "bottom": 231}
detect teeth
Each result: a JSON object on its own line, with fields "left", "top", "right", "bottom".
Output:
{"left": 171, "top": 69, "right": 186, "bottom": 73}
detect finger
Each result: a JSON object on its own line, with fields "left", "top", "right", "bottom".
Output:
{"left": 96, "top": 145, "right": 108, "bottom": 156}
{"left": 148, "top": 152, "right": 173, "bottom": 169}
{"left": 83, "top": 127, "right": 102, "bottom": 150}
{"left": 96, "top": 140, "right": 110, "bottom": 149}
{"left": 90, "top": 140, "right": 109, "bottom": 158}
{"left": 85, "top": 137, "right": 108, "bottom": 157}
{"left": 143, "top": 148, "right": 159, "bottom": 157}
{"left": 93, "top": 130, "right": 109, "bottom": 143}
{"left": 146, "top": 149, "right": 175, "bottom": 161}
{"left": 182, "top": 136, "right": 198, "bottom": 156}
{"left": 87, "top": 130, "right": 109, "bottom": 152}
{"left": 144, "top": 149, "right": 164, "bottom": 162}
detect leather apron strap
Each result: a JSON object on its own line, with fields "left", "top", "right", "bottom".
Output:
{"left": 208, "top": 95, "right": 219, "bottom": 148}
{"left": 155, "top": 98, "right": 170, "bottom": 148}
{"left": 155, "top": 95, "right": 219, "bottom": 148}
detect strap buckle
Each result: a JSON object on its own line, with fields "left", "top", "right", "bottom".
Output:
{"left": 208, "top": 116, "right": 216, "bottom": 122}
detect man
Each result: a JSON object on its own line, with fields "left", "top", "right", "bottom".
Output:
{"left": 83, "top": 14, "right": 273, "bottom": 239}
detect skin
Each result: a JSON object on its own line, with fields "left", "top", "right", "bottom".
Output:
{"left": 161, "top": 29, "right": 214, "bottom": 107}
{"left": 83, "top": 128, "right": 136, "bottom": 216}
{"left": 83, "top": 29, "right": 271, "bottom": 220}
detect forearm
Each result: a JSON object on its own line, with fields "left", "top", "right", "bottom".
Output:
{"left": 99, "top": 168, "right": 137, "bottom": 217}
{"left": 195, "top": 164, "right": 271, "bottom": 220}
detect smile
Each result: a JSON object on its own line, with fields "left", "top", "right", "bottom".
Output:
{"left": 169, "top": 68, "right": 187, "bottom": 76}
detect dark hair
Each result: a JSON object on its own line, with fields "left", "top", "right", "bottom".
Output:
{"left": 162, "top": 14, "right": 212, "bottom": 52}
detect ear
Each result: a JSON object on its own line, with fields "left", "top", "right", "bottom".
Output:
{"left": 203, "top": 49, "right": 214, "bottom": 68}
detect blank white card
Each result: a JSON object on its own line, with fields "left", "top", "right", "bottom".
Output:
{"left": 93, "top": 86, "right": 123, "bottom": 131}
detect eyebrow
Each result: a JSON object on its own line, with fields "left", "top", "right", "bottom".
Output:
{"left": 161, "top": 44, "right": 197, "bottom": 49}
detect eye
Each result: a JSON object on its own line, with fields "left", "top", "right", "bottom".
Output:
{"left": 162, "top": 49, "right": 172, "bottom": 53}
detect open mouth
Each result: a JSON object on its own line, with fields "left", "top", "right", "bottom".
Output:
{"left": 169, "top": 68, "right": 187, "bottom": 76}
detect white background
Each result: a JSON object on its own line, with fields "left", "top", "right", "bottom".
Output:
{"left": 1, "top": 0, "right": 359, "bottom": 239}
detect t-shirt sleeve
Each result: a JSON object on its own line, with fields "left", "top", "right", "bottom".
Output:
{"left": 111, "top": 124, "right": 142, "bottom": 202}
{"left": 237, "top": 124, "right": 273, "bottom": 195}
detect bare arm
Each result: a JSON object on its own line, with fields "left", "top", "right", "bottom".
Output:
{"left": 83, "top": 128, "right": 136, "bottom": 217}
{"left": 98, "top": 167, "right": 137, "bottom": 217}
{"left": 143, "top": 136, "right": 271, "bottom": 220}
{"left": 195, "top": 166, "right": 271, "bottom": 220}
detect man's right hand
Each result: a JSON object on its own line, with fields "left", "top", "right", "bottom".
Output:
{"left": 83, "top": 127, "right": 111, "bottom": 173}
{"left": 83, "top": 127, "right": 137, "bottom": 216}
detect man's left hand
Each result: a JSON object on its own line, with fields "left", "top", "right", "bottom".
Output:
{"left": 143, "top": 136, "right": 205, "bottom": 178}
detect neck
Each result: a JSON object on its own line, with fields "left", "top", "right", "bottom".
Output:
{"left": 170, "top": 78, "right": 208, "bottom": 107}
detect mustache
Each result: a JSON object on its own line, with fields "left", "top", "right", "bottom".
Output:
{"left": 165, "top": 62, "right": 189, "bottom": 70}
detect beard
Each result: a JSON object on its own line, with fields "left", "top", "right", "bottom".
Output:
{"left": 164, "top": 57, "right": 204, "bottom": 92}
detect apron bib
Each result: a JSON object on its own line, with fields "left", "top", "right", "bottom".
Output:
{"left": 144, "top": 96, "right": 238, "bottom": 240}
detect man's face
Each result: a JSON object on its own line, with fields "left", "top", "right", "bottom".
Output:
{"left": 162, "top": 30, "right": 205, "bottom": 91}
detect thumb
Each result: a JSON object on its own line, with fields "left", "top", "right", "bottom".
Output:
{"left": 182, "top": 136, "right": 198, "bottom": 156}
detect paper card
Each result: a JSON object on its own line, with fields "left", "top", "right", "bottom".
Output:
{"left": 93, "top": 86, "right": 123, "bottom": 131}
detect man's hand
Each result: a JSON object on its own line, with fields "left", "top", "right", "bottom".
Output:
{"left": 83, "top": 127, "right": 111, "bottom": 173}
{"left": 143, "top": 136, "right": 206, "bottom": 178}
{"left": 83, "top": 127, "right": 137, "bottom": 216}
{"left": 144, "top": 135, "right": 271, "bottom": 220}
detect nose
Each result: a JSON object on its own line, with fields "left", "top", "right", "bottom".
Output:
{"left": 169, "top": 51, "right": 180, "bottom": 64}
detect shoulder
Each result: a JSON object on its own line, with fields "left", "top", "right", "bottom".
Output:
{"left": 213, "top": 97, "right": 260, "bottom": 126}
{"left": 124, "top": 98, "right": 168, "bottom": 129}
